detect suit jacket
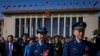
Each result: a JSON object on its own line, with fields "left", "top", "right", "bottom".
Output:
{"left": 4, "top": 42, "right": 20, "bottom": 56}
{"left": 24, "top": 44, "right": 32, "bottom": 56}
{"left": 18, "top": 40, "right": 28, "bottom": 56}
{"left": 63, "top": 39, "right": 93, "bottom": 56}
{"left": 31, "top": 42, "right": 53, "bottom": 56}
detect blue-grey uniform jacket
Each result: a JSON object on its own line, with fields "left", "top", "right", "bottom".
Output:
{"left": 31, "top": 42, "right": 53, "bottom": 56}
{"left": 63, "top": 39, "right": 94, "bottom": 56}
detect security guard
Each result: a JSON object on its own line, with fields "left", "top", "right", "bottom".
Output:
{"left": 31, "top": 27, "right": 53, "bottom": 56}
{"left": 63, "top": 22, "right": 94, "bottom": 56}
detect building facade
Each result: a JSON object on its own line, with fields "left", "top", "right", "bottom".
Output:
{"left": 2, "top": 8, "right": 100, "bottom": 40}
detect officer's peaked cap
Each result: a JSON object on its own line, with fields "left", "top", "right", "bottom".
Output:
{"left": 37, "top": 27, "right": 48, "bottom": 34}
{"left": 72, "top": 22, "right": 87, "bottom": 30}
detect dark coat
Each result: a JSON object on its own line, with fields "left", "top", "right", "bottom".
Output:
{"left": 18, "top": 40, "right": 28, "bottom": 56}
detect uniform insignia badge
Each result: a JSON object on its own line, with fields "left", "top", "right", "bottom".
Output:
{"left": 34, "top": 50, "right": 38, "bottom": 53}
{"left": 72, "top": 48, "right": 78, "bottom": 53}
{"left": 85, "top": 46, "right": 89, "bottom": 51}
{"left": 73, "top": 48, "right": 77, "bottom": 51}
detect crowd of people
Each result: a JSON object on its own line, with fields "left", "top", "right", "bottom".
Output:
{"left": 0, "top": 21, "right": 100, "bottom": 56}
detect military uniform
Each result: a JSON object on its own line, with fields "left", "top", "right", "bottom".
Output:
{"left": 63, "top": 39, "right": 94, "bottom": 56}
{"left": 31, "top": 27, "right": 53, "bottom": 56}
{"left": 31, "top": 42, "right": 53, "bottom": 56}
{"left": 63, "top": 22, "right": 94, "bottom": 56}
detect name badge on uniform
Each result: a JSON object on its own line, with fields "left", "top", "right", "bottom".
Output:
{"left": 72, "top": 48, "right": 78, "bottom": 53}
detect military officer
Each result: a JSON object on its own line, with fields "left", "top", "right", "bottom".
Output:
{"left": 31, "top": 27, "right": 53, "bottom": 56}
{"left": 63, "top": 22, "right": 94, "bottom": 56}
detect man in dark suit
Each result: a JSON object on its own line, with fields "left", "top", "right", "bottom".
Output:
{"left": 4, "top": 35, "right": 20, "bottom": 56}
{"left": 31, "top": 27, "right": 53, "bottom": 56}
{"left": 18, "top": 33, "right": 28, "bottom": 56}
{"left": 63, "top": 22, "right": 94, "bottom": 56}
